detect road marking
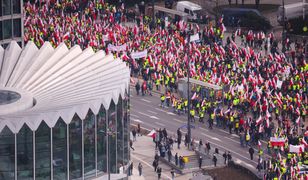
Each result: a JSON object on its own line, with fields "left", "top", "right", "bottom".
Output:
{"left": 210, "top": 137, "right": 222, "bottom": 142}
{"left": 224, "top": 136, "right": 240, "bottom": 144}
{"left": 131, "top": 114, "right": 139, "bottom": 118}
{"left": 155, "top": 122, "right": 165, "bottom": 126}
{"left": 172, "top": 118, "right": 182, "bottom": 123}
{"left": 137, "top": 111, "right": 149, "bottom": 116}
{"left": 150, "top": 115, "right": 159, "bottom": 120}
{"left": 131, "top": 118, "right": 143, "bottom": 123}
{"left": 219, "top": 129, "right": 229, "bottom": 134}
{"left": 147, "top": 110, "right": 158, "bottom": 114}
{"left": 232, "top": 134, "right": 239, "bottom": 137}
{"left": 131, "top": 154, "right": 171, "bottom": 179}
{"left": 199, "top": 127, "right": 209, "bottom": 132}
{"left": 141, "top": 98, "right": 151, "bottom": 103}
{"left": 155, "top": 107, "right": 165, "bottom": 112}
{"left": 167, "top": 112, "right": 176, "bottom": 116}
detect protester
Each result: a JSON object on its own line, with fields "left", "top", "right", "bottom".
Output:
{"left": 24, "top": 1, "right": 308, "bottom": 178}
{"left": 138, "top": 162, "right": 143, "bottom": 176}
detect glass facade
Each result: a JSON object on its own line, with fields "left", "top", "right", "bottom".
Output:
{"left": 0, "top": 126, "right": 15, "bottom": 180}
{"left": 0, "top": 0, "right": 23, "bottom": 46}
{"left": 0, "top": 96, "right": 129, "bottom": 179}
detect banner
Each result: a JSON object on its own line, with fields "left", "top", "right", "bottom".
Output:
{"left": 190, "top": 33, "right": 200, "bottom": 42}
{"left": 131, "top": 50, "right": 148, "bottom": 59}
{"left": 270, "top": 137, "right": 285, "bottom": 146}
{"left": 289, "top": 144, "right": 305, "bottom": 153}
{"left": 103, "top": 35, "right": 109, "bottom": 42}
{"left": 108, "top": 44, "right": 127, "bottom": 52}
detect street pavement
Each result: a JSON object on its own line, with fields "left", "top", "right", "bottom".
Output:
{"left": 129, "top": 87, "right": 270, "bottom": 179}
{"left": 129, "top": 135, "right": 215, "bottom": 180}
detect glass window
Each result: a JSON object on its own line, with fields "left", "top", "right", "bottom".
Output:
{"left": 108, "top": 100, "right": 117, "bottom": 173}
{"left": 17, "top": 124, "right": 33, "bottom": 180}
{"left": 13, "top": 19, "right": 21, "bottom": 38}
{"left": 84, "top": 110, "right": 95, "bottom": 178}
{"left": 35, "top": 121, "right": 50, "bottom": 180}
{"left": 2, "top": 0, "right": 11, "bottom": 15}
{"left": 0, "top": 21, "right": 3, "bottom": 40}
{"left": 69, "top": 114, "right": 82, "bottom": 179}
{"left": 97, "top": 106, "right": 107, "bottom": 173}
{"left": 0, "top": 126, "right": 15, "bottom": 180}
{"left": 3, "top": 19, "right": 12, "bottom": 40}
{"left": 53, "top": 118, "right": 67, "bottom": 180}
{"left": 12, "top": 0, "right": 20, "bottom": 14}
{"left": 117, "top": 97, "right": 123, "bottom": 170}
{"left": 123, "top": 93, "right": 129, "bottom": 164}
{"left": 0, "top": 0, "right": 2, "bottom": 17}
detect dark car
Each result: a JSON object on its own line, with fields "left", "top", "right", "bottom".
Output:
{"left": 221, "top": 8, "right": 271, "bottom": 32}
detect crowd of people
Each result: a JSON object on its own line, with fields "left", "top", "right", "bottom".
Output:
{"left": 24, "top": 0, "right": 307, "bottom": 179}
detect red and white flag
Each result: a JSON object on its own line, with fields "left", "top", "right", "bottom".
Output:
{"left": 270, "top": 137, "right": 285, "bottom": 147}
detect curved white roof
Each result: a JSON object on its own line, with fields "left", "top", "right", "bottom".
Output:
{"left": 0, "top": 41, "right": 130, "bottom": 133}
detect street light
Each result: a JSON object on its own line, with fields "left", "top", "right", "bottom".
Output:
{"left": 282, "top": 0, "right": 286, "bottom": 53}
{"left": 187, "top": 33, "right": 191, "bottom": 148}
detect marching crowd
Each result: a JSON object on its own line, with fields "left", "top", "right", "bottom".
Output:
{"left": 24, "top": 0, "right": 307, "bottom": 179}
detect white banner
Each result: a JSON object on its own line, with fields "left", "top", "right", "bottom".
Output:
{"left": 108, "top": 44, "right": 127, "bottom": 52}
{"left": 190, "top": 33, "right": 200, "bottom": 42}
{"left": 277, "top": 80, "right": 283, "bottom": 89}
{"left": 103, "top": 35, "right": 109, "bottom": 42}
{"left": 289, "top": 144, "right": 305, "bottom": 153}
{"left": 131, "top": 50, "right": 148, "bottom": 59}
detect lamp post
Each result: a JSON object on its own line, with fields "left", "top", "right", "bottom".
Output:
{"left": 187, "top": 33, "right": 191, "bottom": 148}
{"left": 282, "top": 0, "right": 286, "bottom": 53}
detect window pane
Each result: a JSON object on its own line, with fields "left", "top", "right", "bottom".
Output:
{"left": 12, "top": 0, "right": 20, "bottom": 14}
{"left": 2, "top": 0, "right": 11, "bottom": 15}
{"left": 0, "top": 21, "right": 3, "bottom": 40}
{"left": 13, "top": 19, "right": 21, "bottom": 37}
{"left": 108, "top": 100, "right": 117, "bottom": 173}
{"left": 0, "top": 126, "right": 15, "bottom": 180}
{"left": 3, "top": 19, "right": 12, "bottom": 40}
{"left": 35, "top": 121, "right": 50, "bottom": 180}
{"left": 97, "top": 106, "right": 107, "bottom": 173}
{"left": 117, "top": 97, "right": 123, "bottom": 170}
{"left": 84, "top": 110, "right": 95, "bottom": 178}
{"left": 53, "top": 118, "right": 67, "bottom": 180}
{"left": 17, "top": 124, "right": 33, "bottom": 180}
{"left": 69, "top": 114, "right": 82, "bottom": 179}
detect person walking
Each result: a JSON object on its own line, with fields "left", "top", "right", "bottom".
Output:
{"left": 152, "top": 159, "right": 158, "bottom": 172}
{"left": 249, "top": 146, "right": 255, "bottom": 160}
{"left": 175, "top": 153, "right": 178, "bottom": 166}
{"left": 223, "top": 151, "right": 227, "bottom": 164}
{"left": 138, "top": 162, "right": 143, "bottom": 176}
{"left": 213, "top": 154, "right": 218, "bottom": 167}
{"left": 157, "top": 166, "right": 162, "bottom": 179}
{"left": 170, "top": 168, "right": 175, "bottom": 180}
{"left": 227, "top": 152, "right": 232, "bottom": 164}
{"left": 132, "top": 129, "right": 137, "bottom": 141}
{"left": 167, "top": 150, "right": 172, "bottom": 162}
{"left": 137, "top": 123, "right": 141, "bottom": 136}
{"left": 177, "top": 128, "right": 182, "bottom": 149}
{"left": 135, "top": 81, "right": 140, "bottom": 95}
{"left": 198, "top": 155, "right": 203, "bottom": 169}
{"left": 130, "top": 140, "right": 135, "bottom": 151}
{"left": 129, "top": 161, "right": 133, "bottom": 175}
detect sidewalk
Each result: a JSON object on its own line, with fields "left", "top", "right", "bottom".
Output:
{"left": 129, "top": 135, "right": 216, "bottom": 180}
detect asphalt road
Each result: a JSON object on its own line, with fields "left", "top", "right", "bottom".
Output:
{"left": 130, "top": 88, "right": 272, "bottom": 177}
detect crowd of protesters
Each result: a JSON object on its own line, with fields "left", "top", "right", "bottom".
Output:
{"left": 24, "top": 0, "right": 307, "bottom": 179}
